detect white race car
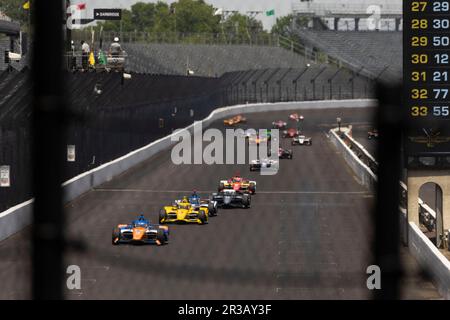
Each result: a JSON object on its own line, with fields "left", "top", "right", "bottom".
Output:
{"left": 239, "top": 128, "right": 257, "bottom": 139}
{"left": 292, "top": 135, "right": 312, "bottom": 146}
{"left": 249, "top": 159, "right": 279, "bottom": 171}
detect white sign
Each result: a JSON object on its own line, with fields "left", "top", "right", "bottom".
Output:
{"left": 0, "top": 165, "right": 10, "bottom": 187}
{"left": 67, "top": 145, "right": 76, "bottom": 162}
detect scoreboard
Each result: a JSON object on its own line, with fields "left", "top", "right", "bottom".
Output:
{"left": 404, "top": 0, "right": 450, "bottom": 168}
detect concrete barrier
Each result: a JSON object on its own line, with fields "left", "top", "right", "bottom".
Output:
{"left": 0, "top": 99, "right": 377, "bottom": 241}
{"left": 345, "top": 131, "right": 378, "bottom": 166}
{"left": 329, "top": 127, "right": 377, "bottom": 191}
{"left": 0, "top": 199, "right": 33, "bottom": 240}
{"left": 408, "top": 222, "right": 450, "bottom": 299}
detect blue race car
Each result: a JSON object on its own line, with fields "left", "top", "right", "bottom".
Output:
{"left": 112, "top": 215, "right": 169, "bottom": 245}
{"left": 175, "top": 191, "right": 218, "bottom": 216}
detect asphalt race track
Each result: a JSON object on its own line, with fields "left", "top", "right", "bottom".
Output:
{"left": 0, "top": 107, "right": 440, "bottom": 299}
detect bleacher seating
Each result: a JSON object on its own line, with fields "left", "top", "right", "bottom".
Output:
{"left": 294, "top": 30, "right": 402, "bottom": 81}
{"left": 122, "top": 43, "right": 311, "bottom": 77}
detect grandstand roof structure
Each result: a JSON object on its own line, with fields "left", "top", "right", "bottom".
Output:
{"left": 292, "top": 0, "right": 402, "bottom": 18}
{"left": 0, "top": 19, "right": 20, "bottom": 37}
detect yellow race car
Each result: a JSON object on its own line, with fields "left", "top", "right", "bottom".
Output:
{"left": 159, "top": 197, "right": 209, "bottom": 225}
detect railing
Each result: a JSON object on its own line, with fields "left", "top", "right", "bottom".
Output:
{"left": 71, "top": 30, "right": 281, "bottom": 47}
{"left": 278, "top": 35, "right": 315, "bottom": 61}
{"left": 70, "top": 29, "right": 360, "bottom": 77}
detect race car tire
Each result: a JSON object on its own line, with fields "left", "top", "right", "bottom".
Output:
{"left": 157, "top": 228, "right": 166, "bottom": 245}
{"left": 242, "top": 194, "right": 251, "bottom": 208}
{"left": 288, "top": 153, "right": 293, "bottom": 159}
{"left": 208, "top": 202, "right": 217, "bottom": 216}
{"left": 159, "top": 209, "right": 167, "bottom": 224}
{"left": 198, "top": 211, "right": 207, "bottom": 224}
{"left": 112, "top": 227, "right": 121, "bottom": 245}
{"left": 249, "top": 183, "right": 256, "bottom": 194}
{"left": 218, "top": 182, "right": 225, "bottom": 192}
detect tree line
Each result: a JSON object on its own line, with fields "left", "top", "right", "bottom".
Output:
{"left": 0, "top": 0, "right": 309, "bottom": 39}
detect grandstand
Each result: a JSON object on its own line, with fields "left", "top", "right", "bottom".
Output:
{"left": 288, "top": 0, "right": 403, "bottom": 81}
{"left": 294, "top": 30, "right": 402, "bottom": 81}
{"left": 123, "top": 43, "right": 311, "bottom": 77}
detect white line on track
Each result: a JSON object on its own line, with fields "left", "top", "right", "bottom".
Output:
{"left": 94, "top": 188, "right": 370, "bottom": 195}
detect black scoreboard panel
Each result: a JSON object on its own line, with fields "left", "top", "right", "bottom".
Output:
{"left": 404, "top": 0, "right": 450, "bottom": 169}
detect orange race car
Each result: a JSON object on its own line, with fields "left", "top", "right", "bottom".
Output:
{"left": 223, "top": 115, "right": 247, "bottom": 126}
{"left": 112, "top": 215, "right": 169, "bottom": 246}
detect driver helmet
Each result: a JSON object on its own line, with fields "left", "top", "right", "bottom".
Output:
{"left": 134, "top": 215, "right": 147, "bottom": 227}
{"left": 190, "top": 191, "right": 200, "bottom": 204}
{"left": 114, "top": 37, "right": 120, "bottom": 42}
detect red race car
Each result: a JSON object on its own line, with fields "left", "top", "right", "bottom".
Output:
{"left": 282, "top": 128, "right": 301, "bottom": 138}
{"left": 218, "top": 175, "right": 257, "bottom": 194}
{"left": 289, "top": 113, "right": 304, "bottom": 122}
{"left": 272, "top": 120, "right": 287, "bottom": 129}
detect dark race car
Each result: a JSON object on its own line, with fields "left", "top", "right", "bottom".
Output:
{"left": 278, "top": 148, "right": 293, "bottom": 159}
{"left": 211, "top": 189, "right": 251, "bottom": 208}
{"left": 368, "top": 129, "right": 378, "bottom": 139}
